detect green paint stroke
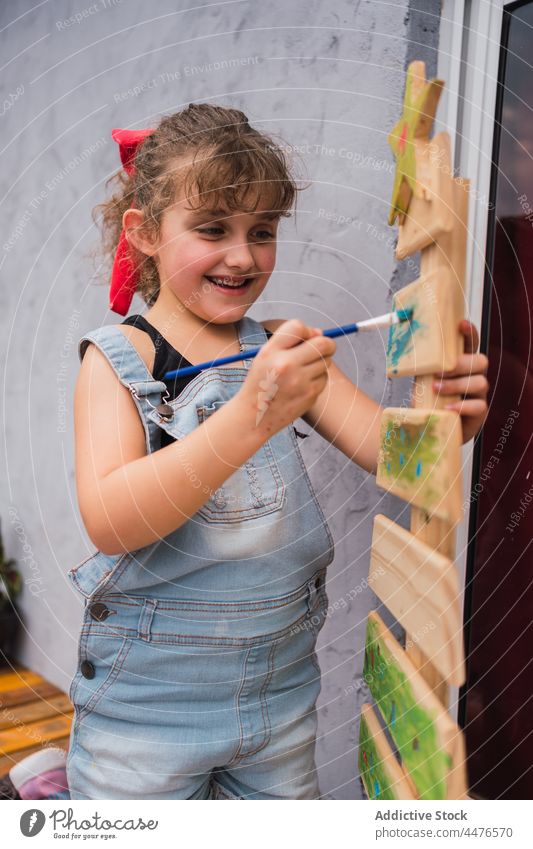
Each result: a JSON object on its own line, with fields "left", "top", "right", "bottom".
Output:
{"left": 363, "top": 616, "right": 452, "bottom": 799}
{"left": 380, "top": 414, "right": 440, "bottom": 505}
{"left": 358, "top": 713, "right": 400, "bottom": 800}
{"left": 386, "top": 300, "right": 423, "bottom": 373}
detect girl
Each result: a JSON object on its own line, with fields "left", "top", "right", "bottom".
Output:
{"left": 67, "top": 104, "right": 488, "bottom": 800}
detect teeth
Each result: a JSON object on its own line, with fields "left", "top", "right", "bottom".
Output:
{"left": 209, "top": 276, "right": 248, "bottom": 288}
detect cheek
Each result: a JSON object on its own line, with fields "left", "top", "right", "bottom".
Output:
{"left": 172, "top": 241, "right": 221, "bottom": 276}
{"left": 257, "top": 243, "right": 277, "bottom": 270}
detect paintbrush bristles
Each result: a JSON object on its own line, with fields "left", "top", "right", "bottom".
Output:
{"left": 356, "top": 309, "right": 413, "bottom": 332}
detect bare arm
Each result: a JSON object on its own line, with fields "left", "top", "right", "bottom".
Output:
{"left": 75, "top": 341, "right": 268, "bottom": 555}
{"left": 301, "top": 361, "right": 382, "bottom": 474}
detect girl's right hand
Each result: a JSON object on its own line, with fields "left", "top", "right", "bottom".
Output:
{"left": 235, "top": 319, "right": 336, "bottom": 436}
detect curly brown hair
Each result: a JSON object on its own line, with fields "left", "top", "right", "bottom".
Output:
{"left": 93, "top": 103, "right": 303, "bottom": 307}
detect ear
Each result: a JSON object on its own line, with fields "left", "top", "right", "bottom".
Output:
{"left": 122, "top": 208, "right": 159, "bottom": 257}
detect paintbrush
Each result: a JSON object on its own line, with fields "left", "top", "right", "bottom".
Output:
{"left": 163, "top": 308, "right": 413, "bottom": 380}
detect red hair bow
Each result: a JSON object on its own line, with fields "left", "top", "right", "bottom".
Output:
{"left": 109, "top": 127, "right": 154, "bottom": 315}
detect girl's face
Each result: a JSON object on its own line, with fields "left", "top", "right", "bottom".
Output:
{"left": 150, "top": 190, "right": 280, "bottom": 325}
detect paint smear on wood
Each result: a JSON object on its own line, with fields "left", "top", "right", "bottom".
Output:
{"left": 363, "top": 616, "right": 452, "bottom": 799}
{"left": 358, "top": 712, "right": 400, "bottom": 800}
{"left": 387, "top": 300, "right": 422, "bottom": 374}
{"left": 379, "top": 414, "right": 440, "bottom": 505}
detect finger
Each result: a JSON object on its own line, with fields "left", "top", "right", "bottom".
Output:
{"left": 459, "top": 319, "right": 479, "bottom": 354}
{"left": 434, "top": 374, "right": 489, "bottom": 396}
{"left": 271, "top": 319, "right": 314, "bottom": 350}
{"left": 444, "top": 399, "right": 488, "bottom": 417}
{"left": 290, "top": 334, "right": 336, "bottom": 366}
{"left": 305, "top": 357, "right": 333, "bottom": 379}
{"left": 435, "top": 353, "right": 488, "bottom": 379}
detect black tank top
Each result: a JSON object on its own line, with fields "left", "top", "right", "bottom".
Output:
{"left": 121, "top": 314, "right": 312, "bottom": 449}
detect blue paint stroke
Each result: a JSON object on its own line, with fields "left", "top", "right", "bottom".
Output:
{"left": 387, "top": 306, "right": 422, "bottom": 370}
{"left": 416, "top": 460, "right": 422, "bottom": 477}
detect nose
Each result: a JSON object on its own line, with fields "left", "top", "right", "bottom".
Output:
{"left": 223, "top": 238, "right": 255, "bottom": 272}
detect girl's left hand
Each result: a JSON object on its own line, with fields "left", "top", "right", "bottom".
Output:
{"left": 433, "top": 320, "right": 489, "bottom": 444}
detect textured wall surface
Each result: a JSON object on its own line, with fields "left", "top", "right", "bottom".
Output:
{"left": 0, "top": 0, "right": 439, "bottom": 799}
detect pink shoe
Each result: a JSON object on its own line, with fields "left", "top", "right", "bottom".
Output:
{"left": 9, "top": 747, "right": 70, "bottom": 800}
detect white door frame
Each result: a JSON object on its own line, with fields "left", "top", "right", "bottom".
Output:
{"left": 435, "top": 0, "right": 516, "bottom": 718}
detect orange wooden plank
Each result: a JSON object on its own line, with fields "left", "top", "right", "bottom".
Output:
{"left": 0, "top": 694, "right": 73, "bottom": 731}
{"left": 0, "top": 682, "right": 62, "bottom": 709}
{"left": 0, "top": 714, "right": 74, "bottom": 755}
{"left": 0, "top": 669, "right": 44, "bottom": 692}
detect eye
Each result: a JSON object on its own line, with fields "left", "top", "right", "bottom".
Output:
{"left": 196, "top": 227, "right": 224, "bottom": 236}
{"left": 253, "top": 229, "right": 276, "bottom": 240}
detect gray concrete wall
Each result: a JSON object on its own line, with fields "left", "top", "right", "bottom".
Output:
{"left": 0, "top": 0, "right": 439, "bottom": 799}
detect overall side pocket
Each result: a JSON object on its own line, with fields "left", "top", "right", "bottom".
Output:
{"left": 72, "top": 632, "right": 132, "bottom": 722}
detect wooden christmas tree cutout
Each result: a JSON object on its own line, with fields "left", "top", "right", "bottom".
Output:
{"left": 357, "top": 58, "right": 470, "bottom": 799}
{"left": 388, "top": 60, "right": 445, "bottom": 226}
{"left": 395, "top": 132, "right": 456, "bottom": 259}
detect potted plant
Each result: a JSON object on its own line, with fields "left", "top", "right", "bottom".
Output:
{"left": 0, "top": 520, "right": 22, "bottom": 664}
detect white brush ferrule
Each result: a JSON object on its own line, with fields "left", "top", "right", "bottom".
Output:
{"left": 356, "top": 312, "right": 401, "bottom": 331}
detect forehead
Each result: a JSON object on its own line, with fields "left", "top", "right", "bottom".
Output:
{"left": 165, "top": 145, "right": 292, "bottom": 222}
{"left": 181, "top": 204, "right": 280, "bottom": 221}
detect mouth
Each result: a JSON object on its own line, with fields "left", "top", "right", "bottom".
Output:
{"left": 204, "top": 275, "right": 255, "bottom": 292}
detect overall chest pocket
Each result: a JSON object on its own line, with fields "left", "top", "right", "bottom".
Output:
{"left": 195, "top": 400, "right": 286, "bottom": 524}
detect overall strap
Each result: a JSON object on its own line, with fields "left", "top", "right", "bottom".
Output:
{"left": 79, "top": 325, "right": 168, "bottom": 454}
{"left": 237, "top": 315, "right": 269, "bottom": 368}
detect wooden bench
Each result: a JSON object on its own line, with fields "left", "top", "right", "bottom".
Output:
{"left": 0, "top": 665, "right": 73, "bottom": 776}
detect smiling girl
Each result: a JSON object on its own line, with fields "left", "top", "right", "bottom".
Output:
{"left": 66, "top": 104, "right": 488, "bottom": 800}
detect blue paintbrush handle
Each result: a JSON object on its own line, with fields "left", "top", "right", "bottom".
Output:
{"left": 164, "top": 323, "right": 361, "bottom": 380}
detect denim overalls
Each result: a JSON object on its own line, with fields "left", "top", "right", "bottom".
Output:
{"left": 66, "top": 315, "right": 335, "bottom": 800}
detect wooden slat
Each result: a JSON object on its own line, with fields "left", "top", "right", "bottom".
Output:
{"left": 408, "top": 375, "right": 459, "bottom": 698}
{"left": 0, "top": 665, "right": 73, "bottom": 777}
{"left": 0, "top": 669, "right": 45, "bottom": 692}
{"left": 408, "top": 177, "right": 469, "bottom": 561}
{"left": 370, "top": 514, "right": 465, "bottom": 686}
{"left": 0, "top": 681, "right": 62, "bottom": 709}
{"left": 0, "top": 714, "right": 74, "bottom": 755}
{"left": 364, "top": 611, "right": 467, "bottom": 799}
{"left": 403, "top": 177, "right": 469, "bottom": 695}
{"left": 420, "top": 177, "right": 469, "bottom": 299}
{"left": 359, "top": 703, "right": 416, "bottom": 799}
{"left": 404, "top": 642, "right": 449, "bottom": 708}
{"left": 0, "top": 694, "right": 73, "bottom": 731}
